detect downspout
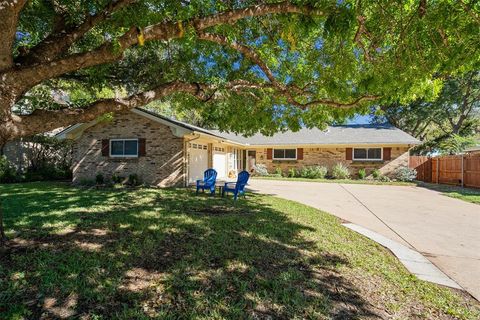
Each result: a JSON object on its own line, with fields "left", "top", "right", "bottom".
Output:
{"left": 183, "top": 133, "right": 201, "bottom": 187}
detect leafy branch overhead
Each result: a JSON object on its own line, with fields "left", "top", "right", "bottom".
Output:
{"left": 1, "top": 0, "right": 479, "bottom": 142}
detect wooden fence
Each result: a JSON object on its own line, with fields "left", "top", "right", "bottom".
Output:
{"left": 409, "top": 155, "right": 480, "bottom": 188}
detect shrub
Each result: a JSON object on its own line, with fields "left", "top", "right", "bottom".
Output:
{"left": 112, "top": 173, "right": 124, "bottom": 184}
{"left": 378, "top": 175, "right": 391, "bottom": 182}
{"left": 127, "top": 174, "right": 141, "bottom": 186}
{"left": 394, "top": 166, "right": 417, "bottom": 182}
{"left": 358, "top": 168, "right": 366, "bottom": 180}
{"left": 300, "top": 166, "right": 328, "bottom": 179}
{"left": 372, "top": 169, "right": 381, "bottom": 179}
{"left": 0, "top": 156, "right": 19, "bottom": 183}
{"left": 288, "top": 168, "right": 296, "bottom": 178}
{"left": 96, "top": 173, "right": 105, "bottom": 185}
{"left": 331, "top": 163, "right": 350, "bottom": 179}
{"left": 274, "top": 167, "right": 283, "bottom": 177}
{"left": 253, "top": 164, "right": 268, "bottom": 176}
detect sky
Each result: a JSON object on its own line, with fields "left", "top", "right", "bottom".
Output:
{"left": 347, "top": 114, "right": 375, "bottom": 125}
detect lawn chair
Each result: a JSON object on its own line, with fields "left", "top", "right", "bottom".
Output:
{"left": 222, "top": 170, "right": 250, "bottom": 200}
{"left": 196, "top": 169, "right": 217, "bottom": 195}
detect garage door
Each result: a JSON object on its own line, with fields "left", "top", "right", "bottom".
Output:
{"left": 213, "top": 148, "right": 226, "bottom": 179}
{"left": 188, "top": 143, "right": 208, "bottom": 183}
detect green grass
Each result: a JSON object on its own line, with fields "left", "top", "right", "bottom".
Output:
{"left": 0, "top": 182, "right": 478, "bottom": 319}
{"left": 418, "top": 183, "right": 480, "bottom": 205}
{"left": 252, "top": 175, "right": 416, "bottom": 186}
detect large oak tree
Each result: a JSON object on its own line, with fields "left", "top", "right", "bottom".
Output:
{"left": 0, "top": 0, "right": 479, "bottom": 242}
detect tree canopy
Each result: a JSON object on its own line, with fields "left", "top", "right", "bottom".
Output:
{"left": 1, "top": 0, "right": 479, "bottom": 144}
{"left": 372, "top": 71, "right": 480, "bottom": 154}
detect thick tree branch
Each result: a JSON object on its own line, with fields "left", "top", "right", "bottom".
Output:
{"left": 16, "top": 0, "right": 137, "bottom": 65}
{"left": 198, "top": 32, "right": 380, "bottom": 109}
{"left": 0, "top": 0, "right": 28, "bottom": 71}
{"left": 8, "top": 2, "right": 323, "bottom": 97}
{"left": 10, "top": 81, "right": 212, "bottom": 137}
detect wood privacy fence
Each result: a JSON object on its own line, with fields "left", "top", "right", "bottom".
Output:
{"left": 409, "top": 155, "right": 480, "bottom": 188}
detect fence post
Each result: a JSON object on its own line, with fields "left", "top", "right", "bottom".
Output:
{"left": 436, "top": 157, "right": 440, "bottom": 184}
{"left": 461, "top": 154, "right": 464, "bottom": 188}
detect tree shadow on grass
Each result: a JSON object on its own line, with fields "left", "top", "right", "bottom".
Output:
{"left": 0, "top": 182, "right": 381, "bottom": 319}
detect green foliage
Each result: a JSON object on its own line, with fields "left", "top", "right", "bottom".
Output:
{"left": 374, "top": 72, "right": 480, "bottom": 155}
{"left": 274, "top": 167, "right": 283, "bottom": 177}
{"left": 358, "top": 168, "right": 366, "bottom": 180}
{"left": 331, "top": 163, "right": 350, "bottom": 179}
{"left": 439, "top": 134, "right": 477, "bottom": 155}
{"left": 253, "top": 164, "right": 268, "bottom": 176}
{"left": 377, "top": 175, "right": 391, "bottom": 183}
{"left": 371, "top": 169, "right": 381, "bottom": 179}
{"left": 95, "top": 173, "right": 105, "bottom": 185}
{"left": 288, "top": 168, "right": 296, "bottom": 178}
{"left": 0, "top": 156, "right": 19, "bottom": 183}
{"left": 112, "top": 173, "right": 124, "bottom": 184}
{"left": 127, "top": 174, "right": 141, "bottom": 186}
{"left": 12, "top": 1, "right": 480, "bottom": 135}
{"left": 394, "top": 166, "right": 417, "bottom": 182}
{"left": 299, "top": 166, "right": 328, "bottom": 179}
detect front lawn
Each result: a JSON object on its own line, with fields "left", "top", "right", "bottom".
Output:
{"left": 0, "top": 182, "right": 478, "bottom": 319}
{"left": 418, "top": 183, "right": 480, "bottom": 205}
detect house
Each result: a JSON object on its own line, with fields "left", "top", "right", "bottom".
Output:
{"left": 56, "top": 108, "right": 420, "bottom": 186}
{"left": 464, "top": 146, "right": 480, "bottom": 155}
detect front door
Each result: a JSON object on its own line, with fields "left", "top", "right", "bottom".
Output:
{"left": 188, "top": 143, "right": 208, "bottom": 183}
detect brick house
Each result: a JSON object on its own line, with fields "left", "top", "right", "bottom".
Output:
{"left": 55, "top": 108, "right": 420, "bottom": 186}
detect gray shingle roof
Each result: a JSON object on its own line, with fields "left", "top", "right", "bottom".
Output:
{"left": 209, "top": 124, "right": 420, "bottom": 146}
{"left": 121, "top": 108, "right": 421, "bottom": 146}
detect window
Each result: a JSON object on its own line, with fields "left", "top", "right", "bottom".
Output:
{"left": 110, "top": 139, "right": 138, "bottom": 157}
{"left": 353, "top": 148, "right": 382, "bottom": 161}
{"left": 273, "top": 148, "right": 297, "bottom": 160}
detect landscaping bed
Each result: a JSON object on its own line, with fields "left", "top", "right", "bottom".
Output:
{"left": 0, "top": 182, "right": 478, "bottom": 319}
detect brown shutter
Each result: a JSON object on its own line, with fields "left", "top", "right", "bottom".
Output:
{"left": 138, "top": 138, "right": 146, "bottom": 156}
{"left": 297, "top": 148, "right": 303, "bottom": 160}
{"left": 383, "top": 147, "right": 391, "bottom": 161}
{"left": 101, "top": 139, "right": 109, "bottom": 156}
{"left": 266, "top": 148, "right": 273, "bottom": 160}
{"left": 346, "top": 148, "right": 352, "bottom": 160}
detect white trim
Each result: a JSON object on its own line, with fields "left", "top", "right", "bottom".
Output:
{"left": 272, "top": 148, "right": 297, "bottom": 160}
{"left": 352, "top": 147, "right": 383, "bottom": 161}
{"left": 109, "top": 138, "right": 139, "bottom": 158}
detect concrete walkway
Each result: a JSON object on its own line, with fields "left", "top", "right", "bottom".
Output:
{"left": 248, "top": 179, "right": 480, "bottom": 300}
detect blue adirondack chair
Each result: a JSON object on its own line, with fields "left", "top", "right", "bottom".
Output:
{"left": 196, "top": 169, "right": 217, "bottom": 195}
{"left": 222, "top": 171, "right": 250, "bottom": 200}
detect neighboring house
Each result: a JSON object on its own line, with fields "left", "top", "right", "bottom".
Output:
{"left": 464, "top": 146, "right": 480, "bottom": 155}
{"left": 56, "top": 108, "right": 420, "bottom": 187}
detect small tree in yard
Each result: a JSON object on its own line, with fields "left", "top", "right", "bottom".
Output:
{"left": 0, "top": 1, "right": 479, "bottom": 245}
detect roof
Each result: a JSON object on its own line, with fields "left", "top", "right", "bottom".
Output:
{"left": 464, "top": 145, "right": 480, "bottom": 152}
{"left": 57, "top": 107, "right": 421, "bottom": 146}
{"left": 210, "top": 124, "right": 420, "bottom": 146}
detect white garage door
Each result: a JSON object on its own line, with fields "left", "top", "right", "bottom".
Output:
{"left": 213, "top": 152, "right": 226, "bottom": 179}
{"left": 188, "top": 143, "right": 208, "bottom": 183}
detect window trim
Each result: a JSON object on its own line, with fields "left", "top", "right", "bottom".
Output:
{"left": 272, "top": 148, "right": 297, "bottom": 160}
{"left": 109, "top": 138, "right": 139, "bottom": 158}
{"left": 352, "top": 147, "right": 383, "bottom": 161}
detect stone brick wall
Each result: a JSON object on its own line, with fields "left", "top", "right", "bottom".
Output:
{"left": 72, "top": 113, "right": 185, "bottom": 187}
{"left": 253, "top": 146, "right": 410, "bottom": 177}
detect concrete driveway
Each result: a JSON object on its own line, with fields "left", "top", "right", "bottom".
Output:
{"left": 248, "top": 179, "right": 480, "bottom": 300}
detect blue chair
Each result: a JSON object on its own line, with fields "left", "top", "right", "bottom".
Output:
{"left": 196, "top": 169, "right": 217, "bottom": 195}
{"left": 222, "top": 171, "right": 250, "bottom": 200}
